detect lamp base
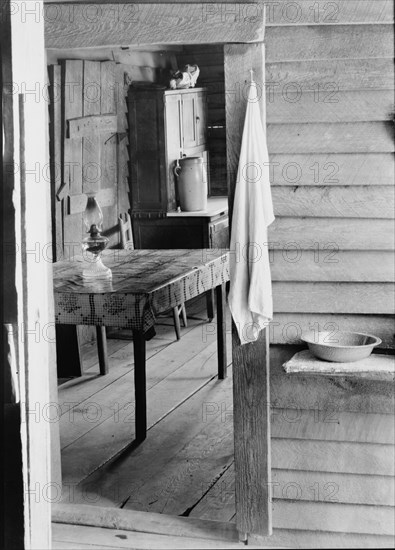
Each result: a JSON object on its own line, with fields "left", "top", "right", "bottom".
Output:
{"left": 82, "top": 255, "right": 112, "bottom": 280}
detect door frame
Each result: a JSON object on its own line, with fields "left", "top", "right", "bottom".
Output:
{"left": 7, "top": 2, "right": 272, "bottom": 546}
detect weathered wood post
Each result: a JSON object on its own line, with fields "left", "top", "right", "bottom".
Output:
{"left": 225, "top": 42, "right": 272, "bottom": 539}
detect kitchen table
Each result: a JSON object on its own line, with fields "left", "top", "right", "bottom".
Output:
{"left": 53, "top": 249, "right": 230, "bottom": 445}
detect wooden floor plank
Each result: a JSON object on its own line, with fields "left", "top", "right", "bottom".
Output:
{"left": 60, "top": 325, "right": 232, "bottom": 485}
{"left": 59, "top": 338, "right": 171, "bottom": 447}
{"left": 60, "top": 335, "right": 222, "bottom": 485}
{"left": 61, "top": 368, "right": 234, "bottom": 506}
{"left": 122, "top": 392, "right": 234, "bottom": 515}
{"left": 80, "top": 338, "right": 130, "bottom": 372}
{"left": 189, "top": 463, "right": 236, "bottom": 522}
{"left": 58, "top": 336, "right": 169, "bottom": 414}
{"left": 59, "top": 319, "right": 210, "bottom": 450}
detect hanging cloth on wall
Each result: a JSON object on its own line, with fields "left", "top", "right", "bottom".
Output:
{"left": 228, "top": 72, "right": 275, "bottom": 345}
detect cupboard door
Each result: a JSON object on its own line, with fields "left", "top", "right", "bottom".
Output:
{"left": 129, "top": 91, "right": 167, "bottom": 212}
{"left": 209, "top": 216, "right": 229, "bottom": 248}
{"left": 181, "top": 93, "right": 197, "bottom": 149}
{"left": 165, "top": 94, "right": 182, "bottom": 211}
{"left": 196, "top": 90, "right": 207, "bottom": 146}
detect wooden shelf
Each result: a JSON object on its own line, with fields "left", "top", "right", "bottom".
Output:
{"left": 167, "top": 196, "right": 228, "bottom": 218}
{"left": 283, "top": 349, "right": 395, "bottom": 381}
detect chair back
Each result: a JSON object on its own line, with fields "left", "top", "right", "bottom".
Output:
{"left": 118, "top": 212, "right": 134, "bottom": 250}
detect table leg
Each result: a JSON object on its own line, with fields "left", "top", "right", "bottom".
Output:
{"left": 216, "top": 283, "right": 227, "bottom": 379}
{"left": 172, "top": 306, "right": 181, "bottom": 340}
{"left": 55, "top": 325, "right": 82, "bottom": 378}
{"left": 206, "top": 289, "right": 215, "bottom": 322}
{"left": 96, "top": 326, "right": 109, "bottom": 375}
{"left": 132, "top": 330, "right": 147, "bottom": 443}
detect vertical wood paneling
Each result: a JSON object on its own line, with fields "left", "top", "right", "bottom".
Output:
{"left": 82, "top": 60, "right": 101, "bottom": 195}
{"left": 48, "top": 64, "right": 64, "bottom": 260}
{"left": 100, "top": 60, "right": 118, "bottom": 248}
{"left": 62, "top": 60, "right": 84, "bottom": 251}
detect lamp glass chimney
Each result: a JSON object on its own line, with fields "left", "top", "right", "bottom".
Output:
{"left": 83, "top": 194, "right": 103, "bottom": 233}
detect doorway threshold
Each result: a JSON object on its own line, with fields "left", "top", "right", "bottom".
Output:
{"left": 52, "top": 503, "right": 244, "bottom": 548}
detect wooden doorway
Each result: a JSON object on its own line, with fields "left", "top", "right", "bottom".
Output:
{"left": 8, "top": 2, "right": 272, "bottom": 547}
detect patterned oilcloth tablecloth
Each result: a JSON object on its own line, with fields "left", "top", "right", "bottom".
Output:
{"left": 53, "top": 250, "right": 229, "bottom": 333}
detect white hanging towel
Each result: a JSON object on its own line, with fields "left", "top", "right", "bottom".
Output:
{"left": 228, "top": 79, "right": 275, "bottom": 345}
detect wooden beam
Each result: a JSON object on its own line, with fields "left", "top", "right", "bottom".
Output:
{"left": 52, "top": 504, "right": 239, "bottom": 543}
{"left": 225, "top": 42, "right": 272, "bottom": 538}
{"left": 43, "top": 0, "right": 395, "bottom": 27}
{"left": 44, "top": 3, "right": 265, "bottom": 49}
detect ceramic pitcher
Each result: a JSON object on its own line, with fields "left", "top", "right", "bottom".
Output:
{"left": 174, "top": 157, "right": 207, "bottom": 212}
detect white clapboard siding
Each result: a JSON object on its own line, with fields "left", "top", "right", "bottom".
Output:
{"left": 270, "top": 313, "right": 395, "bottom": 348}
{"left": 268, "top": 154, "right": 394, "bottom": 186}
{"left": 271, "top": 409, "right": 394, "bottom": 445}
{"left": 267, "top": 122, "right": 394, "bottom": 153}
{"left": 268, "top": 218, "right": 394, "bottom": 250}
{"left": 272, "top": 500, "right": 394, "bottom": 536}
{"left": 265, "top": 58, "right": 395, "bottom": 91}
{"left": 272, "top": 282, "right": 394, "bottom": 314}
{"left": 266, "top": 90, "right": 394, "bottom": 123}
{"left": 265, "top": 6, "right": 395, "bottom": 546}
{"left": 265, "top": 25, "right": 394, "bottom": 62}
{"left": 272, "top": 439, "right": 395, "bottom": 477}
{"left": 270, "top": 250, "right": 395, "bottom": 282}
{"left": 271, "top": 186, "right": 395, "bottom": 218}
{"left": 266, "top": 0, "right": 394, "bottom": 25}
{"left": 252, "top": 529, "right": 393, "bottom": 549}
{"left": 271, "top": 469, "right": 394, "bottom": 506}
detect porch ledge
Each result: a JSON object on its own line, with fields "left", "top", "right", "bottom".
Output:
{"left": 283, "top": 350, "right": 395, "bottom": 382}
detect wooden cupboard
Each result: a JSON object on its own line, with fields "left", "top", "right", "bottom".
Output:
{"left": 128, "top": 85, "right": 208, "bottom": 215}
{"left": 128, "top": 85, "right": 229, "bottom": 249}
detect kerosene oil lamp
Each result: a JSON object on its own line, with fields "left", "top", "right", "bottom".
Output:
{"left": 81, "top": 194, "right": 112, "bottom": 280}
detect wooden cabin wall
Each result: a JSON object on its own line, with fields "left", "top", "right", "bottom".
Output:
{"left": 254, "top": 344, "right": 394, "bottom": 548}
{"left": 265, "top": 4, "right": 394, "bottom": 348}
{"left": 263, "top": 2, "right": 394, "bottom": 546}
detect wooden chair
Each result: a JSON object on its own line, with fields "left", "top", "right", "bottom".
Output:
{"left": 118, "top": 212, "right": 134, "bottom": 250}
{"left": 117, "top": 212, "right": 188, "bottom": 340}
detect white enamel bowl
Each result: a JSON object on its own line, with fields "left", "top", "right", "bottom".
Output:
{"left": 301, "top": 331, "right": 382, "bottom": 363}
